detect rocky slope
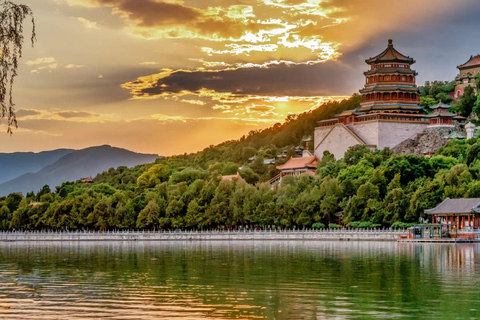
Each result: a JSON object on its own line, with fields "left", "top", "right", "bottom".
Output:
{"left": 392, "top": 124, "right": 466, "bottom": 155}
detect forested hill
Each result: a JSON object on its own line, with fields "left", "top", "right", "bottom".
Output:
{"left": 3, "top": 90, "right": 480, "bottom": 232}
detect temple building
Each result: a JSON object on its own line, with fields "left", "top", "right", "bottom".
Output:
{"left": 314, "top": 40, "right": 465, "bottom": 160}
{"left": 424, "top": 198, "right": 480, "bottom": 239}
{"left": 454, "top": 54, "right": 480, "bottom": 98}
{"left": 269, "top": 151, "right": 317, "bottom": 184}
{"left": 426, "top": 101, "right": 465, "bottom": 127}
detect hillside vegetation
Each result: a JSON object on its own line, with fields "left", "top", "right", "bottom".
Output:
{"left": 2, "top": 95, "right": 478, "bottom": 231}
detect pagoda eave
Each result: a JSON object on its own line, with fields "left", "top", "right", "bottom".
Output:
{"left": 366, "top": 57, "right": 415, "bottom": 64}
{"left": 364, "top": 69, "right": 418, "bottom": 76}
{"left": 360, "top": 87, "right": 419, "bottom": 93}
{"left": 358, "top": 104, "right": 423, "bottom": 111}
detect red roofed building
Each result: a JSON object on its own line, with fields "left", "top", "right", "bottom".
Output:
{"left": 455, "top": 55, "right": 480, "bottom": 98}
{"left": 221, "top": 172, "right": 243, "bottom": 182}
{"left": 269, "top": 151, "right": 317, "bottom": 184}
{"left": 426, "top": 101, "right": 466, "bottom": 127}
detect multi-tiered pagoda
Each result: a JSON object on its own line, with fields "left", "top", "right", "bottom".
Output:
{"left": 359, "top": 39, "right": 422, "bottom": 114}
{"left": 314, "top": 40, "right": 465, "bottom": 160}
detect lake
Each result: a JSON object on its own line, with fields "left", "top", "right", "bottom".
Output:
{"left": 0, "top": 241, "right": 479, "bottom": 319}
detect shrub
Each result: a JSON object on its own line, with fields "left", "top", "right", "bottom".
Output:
{"left": 391, "top": 221, "right": 416, "bottom": 228}
{"left": 312, "top": 222, "right": 326, "bottom": 229}
{"left": 347, "top": 221, "right": 381, "bottom": 228}
{"left": 328, "top": 223, "right": 342, "bottom": 229}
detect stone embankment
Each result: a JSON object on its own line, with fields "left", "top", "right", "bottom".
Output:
{"left": 392, "top": 124, "right": 465, "bottom": 155}
{"left": 0, "top": 229, "right": 408, "bottom": 242}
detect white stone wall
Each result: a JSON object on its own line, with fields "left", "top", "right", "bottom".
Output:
{"left": 314, "top": 126, "right": 332, "bottom": 148}
{"left": 377, "top": 121, "right": 428, "bottom": 149}
{"left": 314, "top": 124, "right": 363, "bottom": 160}
{"left": 347, "top": 122, "right": 379, "bottom": 146}
{"left": 314, "top": 120, "right": 429, "bottom": 160}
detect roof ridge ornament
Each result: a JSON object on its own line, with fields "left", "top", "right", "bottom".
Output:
{"left": 388, "top": 39, "right": 393, "bottom": 47}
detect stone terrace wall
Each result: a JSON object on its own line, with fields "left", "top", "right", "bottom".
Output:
{"left": 0, "top": 230, "right": 408, "bottom": 242}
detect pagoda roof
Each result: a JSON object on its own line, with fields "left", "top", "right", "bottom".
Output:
{"left": 424, "top": 198, "right": 480, "bottom": 216}
{"left": 357, "top": 104, "right": 424, "bottom": 112}
{"left": 443, "top": 131, "right": 466, "bottom": 139}
{"left": 355, "top": 112, "right": 426, "bottom": 118}
{"left": 360, "top": 86, "right": 418, "bottom": 93}
{"left": 364, "top": 69, "right": 417, "bottom": 76}
{"left": 276, "top": 156, "right": 318, "bottom": 170}
{"left": 365, "top": 40, "right": 415, "bottom": 64}
{"left": 430, "top": 101, "right": 451, "bottom": 110}
{"left": 458, "top": 55, "right": 480, "bottom": 69}
{"left": 222, "top": 172, "right": 243, "bottom": 181}
{"left": 335, "top": 109, "right": 362, "bottom": 117}
{"left": 425, "top": 111, "right": 457, "bottom": 118}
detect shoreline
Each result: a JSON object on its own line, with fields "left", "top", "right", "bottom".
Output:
{"left": 0, "top": 230, "right": 406, "bottom": 242}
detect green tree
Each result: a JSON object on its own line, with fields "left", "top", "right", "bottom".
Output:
{"left": 420, "top": 96, "right": 437, "bottom": 109}
{"left": 0, "top": 205, "right": 10, "bottom": 230}
{"left": 473, "top": 88, "right": 480, "bottom": 116}
{"left": 0, "top": 1, "right": 35, "bottom": 133}
{"left": 137, "top": 164, "right": 170, "bottom": 188}
{"left": 457, "top": 85, "right": 476, "bottom": 117}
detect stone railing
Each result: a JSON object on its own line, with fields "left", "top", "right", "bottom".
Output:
{"left": 0, "top": 229, "right": 408, "bottom": 242}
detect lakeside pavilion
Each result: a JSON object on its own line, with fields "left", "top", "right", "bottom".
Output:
{"left": 424, "top": 198, "right": 480, "bottom": 238}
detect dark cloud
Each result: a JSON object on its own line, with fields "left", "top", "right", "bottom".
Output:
{"left": 100, "top": 0, "right": 201, "bottom": 27}
{"left": 131, "top": 61, "right": 358, "bottom": 98}
{"left": 16, "top": 109, "right": 41, "bottom": 117}
{"left": 57, "top": 111, "right": 97, "bottom": 118}
{"left": 83, "top": 0, "right": 283, "bottom": 38}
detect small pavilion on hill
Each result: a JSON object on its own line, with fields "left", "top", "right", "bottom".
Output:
{"left": 424, "top": 198, "right": 480, "bottom": 239}
{"left": 221, "top": 172, "right": 243, "bottom": 182}
{"left": 427, "top": 101, "right": 465, "bottom": 127}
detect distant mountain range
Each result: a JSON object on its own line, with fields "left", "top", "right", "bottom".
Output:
{"left": 0, "top": 149, "right": 74, "bottom": 184}
{"left": 0, "top": 145, "right": 160, "bottom": 196}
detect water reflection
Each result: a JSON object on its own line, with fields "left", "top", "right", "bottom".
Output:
{"left": 0, "top": 241, "right": 479, "bottom": 319}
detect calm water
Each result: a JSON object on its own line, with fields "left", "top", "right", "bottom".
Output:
{"left": 0, "top": 241, "right": 479, "bottom": 320}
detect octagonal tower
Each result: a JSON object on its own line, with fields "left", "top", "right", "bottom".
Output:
{"left": 359, "top": 39, "right": 422, "bottom": 114}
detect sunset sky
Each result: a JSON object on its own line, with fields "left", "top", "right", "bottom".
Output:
{"left": 1, "top": 0, "right": 480, "bottom": 155}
